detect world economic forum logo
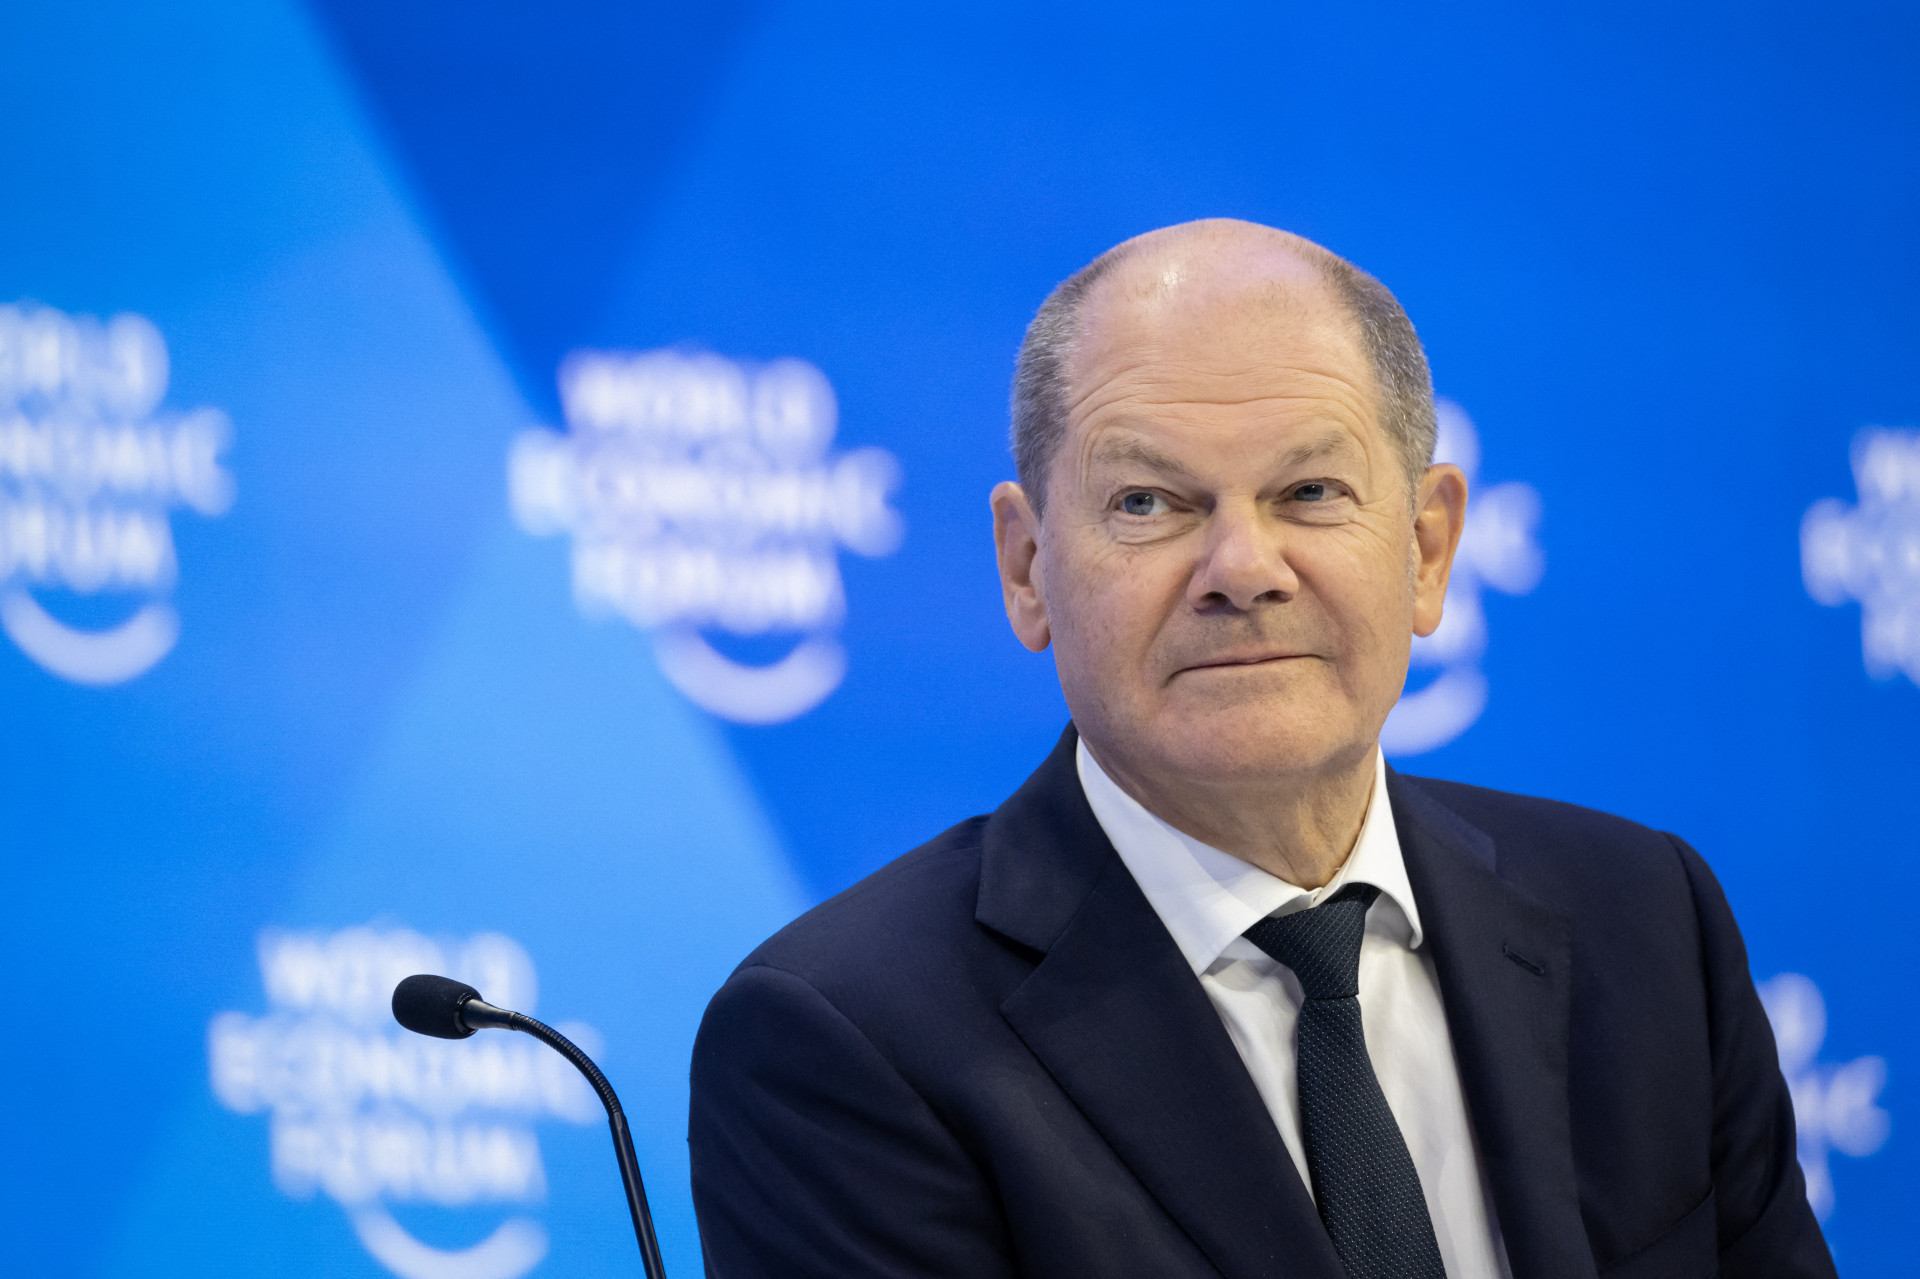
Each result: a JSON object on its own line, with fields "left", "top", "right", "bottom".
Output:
{"left": 0, "top": 302, "right": 234, "bottom": 684}
{"left": 1759, "top": 972, "right": 1891, "bottom": 1220}
{"left": 1382, "top": 399, "right": 1544, "bottom": 755}
{"left": 510, "top": 348, "right": 902, "bottom": 724}
{"left": 1801, "top": 426, "right": 1920, "bottom": 684}
{"left": 209, "top": 927, "right": 598, "bottom": 1279}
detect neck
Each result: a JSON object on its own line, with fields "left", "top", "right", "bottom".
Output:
{"left": 1087, "top": 739, "right": 1378, "bottom": 889}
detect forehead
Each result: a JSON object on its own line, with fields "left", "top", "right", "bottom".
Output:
{"left": 1063, "top": 246, "right": 1383, "bottom": 458}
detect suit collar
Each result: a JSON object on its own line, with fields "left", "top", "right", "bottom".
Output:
{"left": 1079, "top": 739, "right": 1427, "bottom": 973}
{"left": 973, "top": 725, "right": 1112, "bottom": 955}
{"left": 979, "top": 726, "right": 1343, "bottom": 1279}
{"left": 1388, "top": 770, "right": 1598, "bottom": 1279}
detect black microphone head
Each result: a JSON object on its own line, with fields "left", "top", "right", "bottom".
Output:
{"left": 392, "top": 974, "right": 482, "bottom": 1039}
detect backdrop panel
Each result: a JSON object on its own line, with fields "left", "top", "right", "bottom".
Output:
{"left": 2, "top": 2, "right": 1913, "bottom": 1276}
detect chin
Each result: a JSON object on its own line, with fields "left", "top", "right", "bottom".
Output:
{"left": 1149, "top": 701, "right": 1369, "bottom": 784}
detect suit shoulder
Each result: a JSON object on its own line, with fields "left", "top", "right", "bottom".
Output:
{"left": 1399, "top": 773, "right": 1668, "bottom": 845}
{"left": 736, "top": 813, "right": 993, "bottom": 985}
{"left": 1396, "top": 772, "right": 1694, "bottom": 896}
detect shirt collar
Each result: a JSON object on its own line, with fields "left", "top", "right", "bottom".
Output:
{"left": 1076, "top": 738, "right": 1424, "bottom": 976}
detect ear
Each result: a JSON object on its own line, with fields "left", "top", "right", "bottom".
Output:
{"left": 1411, "top": 463, "right": 1469, "bottom": 638}
{"left": 991, "top": 481, "right": 1051, "bottom": 652}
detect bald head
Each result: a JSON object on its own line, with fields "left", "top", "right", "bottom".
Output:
{"left": 1010, "top": 219, "right": 1436, "bottom": 516}
{"left": 1075, "top": 220, "right": 1343, "bottom": 325}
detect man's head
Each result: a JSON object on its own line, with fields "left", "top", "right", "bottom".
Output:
{"left": 991, "top": 219, "right": 1467, "bottom": 808}
{"left": 1011, "top": 221, "right": 1439, "bottom": 519}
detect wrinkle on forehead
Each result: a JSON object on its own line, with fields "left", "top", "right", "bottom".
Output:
{"left": 1068, "top": 284, "right": 1370, "bottom": 399}
{"left": 1067, "top": 358, "right": 1373, "bottom": 416}
{"left": 1072, "top": 362, "right": 1380, "bottom": 450}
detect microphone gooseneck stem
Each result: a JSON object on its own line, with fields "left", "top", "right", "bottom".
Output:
{"left": 472, "top": 1001, "right": 668, "bottom": 1279}
{"left": 607, "top": 1108, "right": 666, "bottom": 1279}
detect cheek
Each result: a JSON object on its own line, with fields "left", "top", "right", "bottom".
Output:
{"left": 1294, "top": 532, "right": 1417, "bottom": 645}
{"left": 1048, "top": 539, "right": 1179, "bottom": 662}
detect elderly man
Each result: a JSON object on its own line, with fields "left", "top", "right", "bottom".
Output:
{"left": 688, "top": 220, "right": 1833, "bottom": 1279}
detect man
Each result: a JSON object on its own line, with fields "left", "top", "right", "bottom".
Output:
{"left": 688, "top": 219, "right": 1834, "bottom": 1278}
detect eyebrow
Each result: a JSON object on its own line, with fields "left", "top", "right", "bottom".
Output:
{"left": 1281, "top": 431, "right": 1362, "bottom": 468}
{"left": 1086, "top": 436, "right": 1202, "bottom": 480}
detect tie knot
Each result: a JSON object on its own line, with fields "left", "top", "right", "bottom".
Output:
{"left": 1242, "top": 883, "right": 1379, "bottom": 1000}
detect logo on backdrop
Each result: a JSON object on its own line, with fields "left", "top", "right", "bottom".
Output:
{"left": 1381, "top": 399, "right": 1544, "bottom": 755}
{"left": 510, "top": 348, "right": 903, "bottom": 724}
{"left": 0, "top": 302, "right": 234, "bottom": 684}
{"left": 209, "top": 927, "right": 598, "bottom": 1279}
{"left": 1759, "top": 972, "right": 1891, "bottom": 1220}
{"left": 1801, "top": 426, "right": 1920, "bottom": 685}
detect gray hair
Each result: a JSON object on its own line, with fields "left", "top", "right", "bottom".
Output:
{"left": 1009, "top": 237, "right": 1437, "bottom": 516}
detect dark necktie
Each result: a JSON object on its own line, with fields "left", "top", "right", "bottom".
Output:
{"left": 1243, "top": 883, "right": 1447, "bottom": 1279}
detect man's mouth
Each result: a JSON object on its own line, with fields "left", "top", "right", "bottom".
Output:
{"left": 1173, "top": 650, "right": 1315, "bottom": 676}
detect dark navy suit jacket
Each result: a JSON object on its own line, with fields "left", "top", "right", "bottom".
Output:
{"left": 689, "top": 728, "right": 1835, "bottom": 1278}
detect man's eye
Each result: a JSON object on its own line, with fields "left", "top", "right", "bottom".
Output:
{"left": 1291, "top": 483, "right": 1329, "bottom": 502}
{"left": 1119, "top": 491, "right": 1165, "bottom": 516}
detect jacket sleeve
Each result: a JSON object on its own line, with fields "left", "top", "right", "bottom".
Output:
{"left": 688, "top": 962, "right": 1018, "bottom": 1279}
{"left": 1672, "top": 837, "right": 1838, "bottom": 1279}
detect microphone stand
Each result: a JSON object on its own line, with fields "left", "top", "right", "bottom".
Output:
{"left": 461, "top": 999, "right": 668, "bottom": 1279}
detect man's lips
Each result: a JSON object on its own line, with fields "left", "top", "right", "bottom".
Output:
{"left": 1172, "top": 651, "right": 1316, "bottom": 675}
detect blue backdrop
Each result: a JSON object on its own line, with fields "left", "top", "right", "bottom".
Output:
{"left": 2, "top": 2, "right": 1912, "bottom": 1275}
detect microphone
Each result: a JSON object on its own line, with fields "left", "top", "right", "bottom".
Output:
{"left": 392, "top": 974, "right": 668, "bottom": 1279}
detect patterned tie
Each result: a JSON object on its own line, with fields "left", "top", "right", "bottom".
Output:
{"left": 1243, "top": 884, "right": 1447, "bottom": 1279}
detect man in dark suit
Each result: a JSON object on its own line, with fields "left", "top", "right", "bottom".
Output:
{"left": 688, "top": 219, "right": 1834, "bottom": 1277}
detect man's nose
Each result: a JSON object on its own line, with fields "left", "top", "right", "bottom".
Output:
{"left": 1186, "top": 502, "right": 1298, "bottom": 611}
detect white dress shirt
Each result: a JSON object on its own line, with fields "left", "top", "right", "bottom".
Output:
{"left": 1076, "top": 740, "right": 1512, "bottom": 1279}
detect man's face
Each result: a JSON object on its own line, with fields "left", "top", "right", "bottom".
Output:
{"left": 994, "top": 249, "right": 1463, "bottom": 796}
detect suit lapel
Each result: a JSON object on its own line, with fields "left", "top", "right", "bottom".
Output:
{"left": 1389, "top": 772, "right": 1597, "bottom": 1279}
{"left": 979, "top": 729, "right": 1343, "bottom": 1279}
